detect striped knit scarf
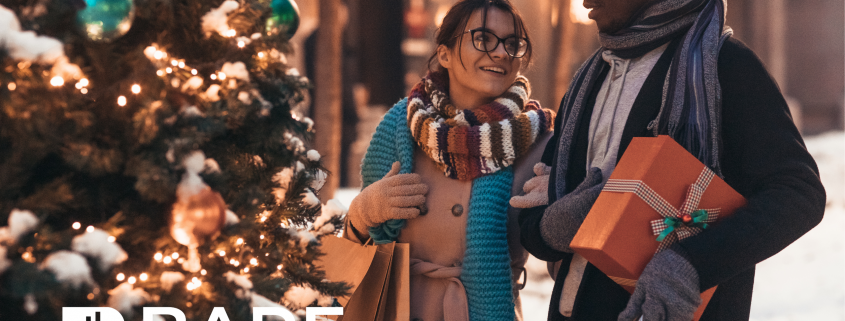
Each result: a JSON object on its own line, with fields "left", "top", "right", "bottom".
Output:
{"left": 408, "top": 71, "right": 554, "bottom": 181}
{"left": 362, "top": 99, "right": 516, "bottom": 321}
{"left": 554, "top": 0, "right": 732, "bottom": 198}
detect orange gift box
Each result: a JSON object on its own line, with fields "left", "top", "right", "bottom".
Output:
{"left": 570, "top": 135, "right": 746, "bottom": 320}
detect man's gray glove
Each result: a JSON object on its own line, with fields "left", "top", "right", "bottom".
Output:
{"left": 618, "top": 248, "right": 702, "bottom": 321}
{"left": 540, "top": 167, "right": 604, "bottom": 253}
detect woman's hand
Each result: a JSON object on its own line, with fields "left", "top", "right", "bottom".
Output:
{"left": 510, "top": 162, "right": 552, "bottom": 208}
{"left": 347, "top": 162, "right": 429, "bottom": 233}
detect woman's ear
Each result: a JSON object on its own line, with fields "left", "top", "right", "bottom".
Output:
{"left": 436, "top": 44, "right": 453, "bottom": 70}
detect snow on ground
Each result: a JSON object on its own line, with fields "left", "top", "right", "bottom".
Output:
{"left": 332, "top": 131, "right": 845, "bottom": 321}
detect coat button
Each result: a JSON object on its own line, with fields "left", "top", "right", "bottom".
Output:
{"left": 451, "top": 204, "right": 464, "bottom": 217}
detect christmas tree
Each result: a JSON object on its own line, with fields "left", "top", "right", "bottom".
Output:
{"left": 0, "top": 0, "right": 349, "bottom": 319}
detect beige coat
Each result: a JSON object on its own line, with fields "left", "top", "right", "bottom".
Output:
{"left": 345, "top": 132, "right": 551, "bottom": 321}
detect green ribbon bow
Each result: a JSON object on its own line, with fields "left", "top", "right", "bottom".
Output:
{"left": 656, "top": 209, "right": 711, "bottom": 242}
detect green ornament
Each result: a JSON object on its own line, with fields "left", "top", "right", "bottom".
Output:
{"left": 266, "top": 0, "right": 300, "bottom": 38}
{"left": 77, "top": 0, "right": 135, "bottom": 41}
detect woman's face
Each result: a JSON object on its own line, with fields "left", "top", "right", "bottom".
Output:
{"left": 438, "top": 8, "right": 523, "bottom": 110}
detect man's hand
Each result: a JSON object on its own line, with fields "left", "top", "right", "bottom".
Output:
{"left": 347, "top": 162, "right": 429, "bottom": 234}
{"left": 539, "top": 167, "right": 604, "bottom": 253}
{"left": 618, "top": 249, "right": 702, "bottom": 321}
{"left": 510, "top": 162, "right": 552, "bottom": 208}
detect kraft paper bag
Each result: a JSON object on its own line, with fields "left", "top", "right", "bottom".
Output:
{"left": 315, "top": 236, "right": 378, "bottom": 307}
{"left": 383, "top": 243, "right": 410, "bottom": 321}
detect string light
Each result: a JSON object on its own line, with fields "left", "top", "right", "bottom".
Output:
{"left": 210, "top": 74, "right": 217, "bottom": 80}
{"left": 165, "top": 67, "right": 172, "bottom": 74}
{"left": 257, "top": 52, "right": 265, "bottom": 58}
{"left": 277, "top": 265, "right": 282, "bottom": 270}
{"left": 260, "top": 235, "right": 264, "bottom": 239}
{"left": 75, "top": 82, "right": 84, "bottom": 89}
{"left": 81, "top": 88, "right": 88, "bottom": 94}
{"left": 200, "top": 269, "right": 207, "bottom": 275}
{"left": 50, "top": 76, "right": 64, "bottom": 87}
{"left": 230, "top": 259, "right": 239, "bottom": 266}
{"left": 154, "top": 253, "right": 163, "bottom": 261}
{"left": 243, "top": 267, "right": 249, "bottom": 273}
{"left": 163, "top": 256, "right": 172, "bottom": 264}
{"left": 87, "top": 293, "right": 95, "bottom": 300}
{"left": 108, "top": 236, "right": 116, "bottom": 242}
{"left": 171, "top": 252, "right": 179, "bottom": 259}
{"left": 79, "top": 78, "right": 89, "bottom": 86}
{"left": 250, "top": 258, "right": 258, "bottom": 266}
{"left": 178, "top": 62, "right": 185, "bottom": 68}
{"left": 170, "top": 60, "right": 178, "bottom": 66}
{"left": 72, "top": 222, "right": 81, "bottom": 229}
{"left": 128, "top": 276, "right": 137, "bottom": 285}
{"left": 218, "top": 250, "right": 226, "bottom": 256}
{"left": 191, "top": 69, "right": 198, "bottom": 75}
{"left": 7, "top": 82, "right": 16, "bottom": 91}
{"left": 218, "top": 73, "right": 227, "bottom": 80}
{"left": 236, "top": 238, "right": 244, "bottom": 245}
{"left": 156, "top": 70, "right": 165, "bottom": 76}
{"left": 131, "top": 84, "right": 141, "bottom": 94}
{"left": 140, "top": 273, "right": 148, "bottom": 281}
{"left": 237, "top": 41, "right": 245, "bottom": 48}
{"left": 154, "top": 51, "right": 164, "bottom": 60}
{"left": 116, "top": 273, "right": 125, "bottom": 281}
{"left": 265, "top": 253, "right": 269, "bottom": 256}
{"left": 117, "top": 96, "right": 127, "bottom": 107}
{"left": 177, "top": 258, "right": 185, "bottom": 264}
{"left": 86, "top": 226, "right": 95, "bottom": 233}
{"left": 225, "top": 29, "right": 236, "bottom": 37}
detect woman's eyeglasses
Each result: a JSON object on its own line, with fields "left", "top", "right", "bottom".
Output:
{"left": 462, "top": 28, "right": 529, "bottom": 58}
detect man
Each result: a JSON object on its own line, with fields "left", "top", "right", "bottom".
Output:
{"left": 511, "top": 0, "right": 826, "bottom": 320}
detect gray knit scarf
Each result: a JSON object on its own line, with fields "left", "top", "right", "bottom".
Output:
{"left": 554, "top": 0, "right": 733, "bottom": 199}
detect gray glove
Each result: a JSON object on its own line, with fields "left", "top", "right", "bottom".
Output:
{"left": 618, "top": 248, "right": 702, "bottom": 321}
{"left": 540, "top": 167, "right": 604, "bottom": 253}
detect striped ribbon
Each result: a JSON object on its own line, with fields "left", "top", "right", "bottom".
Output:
{"left": 603, "top": 167, "right": 720, "bottom": 253}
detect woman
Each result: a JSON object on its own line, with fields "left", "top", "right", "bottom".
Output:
{"left": 343, "top": 1, "right": 554, "bottom": 320}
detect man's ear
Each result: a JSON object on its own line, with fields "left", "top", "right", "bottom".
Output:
{"left": 436, "top": 44, "right": 453, "bottom": 70}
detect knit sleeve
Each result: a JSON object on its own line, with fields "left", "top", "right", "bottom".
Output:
{"left": 676, "top": 38, "right": 826, "bottom": 290}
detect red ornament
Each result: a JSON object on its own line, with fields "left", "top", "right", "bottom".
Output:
{"left": 681, "top": 214, "right": 693, "bottom": 224}
{"left": 170, "top": 187, "right": 227, "bottom": 246}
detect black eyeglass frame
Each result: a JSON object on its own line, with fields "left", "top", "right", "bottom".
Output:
{"left": 458, "top": 28, "right": 529, "bottom": 58}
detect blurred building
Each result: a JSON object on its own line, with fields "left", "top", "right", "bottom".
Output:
{"left": 295, "top": 0, "right": 844, "bottom": 189}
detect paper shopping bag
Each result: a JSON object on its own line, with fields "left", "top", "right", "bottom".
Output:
{"left": 383, "top": 243, "right": 410, "bottom": 321}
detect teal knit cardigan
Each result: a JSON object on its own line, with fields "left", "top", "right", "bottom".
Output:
{"left": 361, "top": 98, "right": 515, "bottom": 321}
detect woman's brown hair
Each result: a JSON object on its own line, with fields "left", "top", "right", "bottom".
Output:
{"left": 427, "top": 0, "right": 533, "bottom": 73}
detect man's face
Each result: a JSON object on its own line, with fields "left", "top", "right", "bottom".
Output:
{"left": 584, "top": 0, "right": 654, "bottom": 34}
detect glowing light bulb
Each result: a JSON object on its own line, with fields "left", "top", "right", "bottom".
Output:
{"left": 116, "top": 273, "right": 125, "bottom": 281}
{"left": 156, "top": 70, "right": 165, "bottom": 76}
{"left": 165, "top": 67, "right": 172, "bottom": 74}
{"left": 200, "top": 269, "right": 207, "bottom": 275}
{"left": 154, "top": 51, "right": 164, "bottom": 60}
{"left": 210, "top": 74, "right": 217, "bottom": 80}
{"left": 171, "top": 252, "right": 179, "bottom": 259}
{"left": 86, "top": 226, "right": 95, "bottom": 233}
{"left": 225, "top": 29, "right": 236, "bottom": 37}
{"left": 81, "top": 88, "right": 88, "bottom": 94}
{"left": 72, "top": 222, "right": 81, "bottom": 229}
{"left": 108, "top": 236, "right": 116, "bottom": 242}
{"left": 140, "top": 273, "right": 148, "bottom": 281}
{"left": 236, "top": 238, "right": 244, "bottom": 245}
{"left": 50, "top": 76, "right": 64, "bottom": 87}
{"left": 171, "top": 60, "right": 178, "bottom": 66}
{"left": 237, "top": 41, "right": 245, "bottom": 48}
{"left": 243, "top": 267, "right": 249, "bottom": 273}
{"left": 7, "top": 82, "right": 16, "bottom": 91}
{"left": 128, "top": 276, "right": 136, "bottom": 284}
{"left": 218, "top": 72, "right": 227, "bottom": 80}
{"left": 163, "top": 256, "right": 172, "bottom": 264}
{"left": 250, "top": 258, "right": 258, "bottom": 266}
{"left": 277, "top": 265, "right": 282, "bottom": 270}
{"left": 192, "top": 277, "right": 199, "bottom": 283}
{"left": 257, "top": 52, "right": 265, "bottom": 58}
{"left": 177, "top": 258, "right": 185, "bottom": 264}
{"left": 260, "top": 235, "right": 264, "bottom": 239}
{"left": 79, "top": 78, "right": 89, "bottom": 86}
{"left": 218, "top": 250, "right": 226, "bottom": 256}
{"left": 131, "top": 84, "right": 141, "bottom": 94}
{"left": 191, "top": 69, "right": 198, "bottom": 75}
{"left": 76, "top": 82, "right": 84, "bottom": 89}
{"left": 117, "top": 96, "right": 127, "bottom": 107}
{"left": 178, "top": 62, "right": 185, "bottom": 68}
{"left": 154, "top": 253, "right": 163, "bottom": 261}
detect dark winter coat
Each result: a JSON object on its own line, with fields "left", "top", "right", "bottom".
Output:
{"left": 519, "top": 37, "right": 826, "bottom": 321}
